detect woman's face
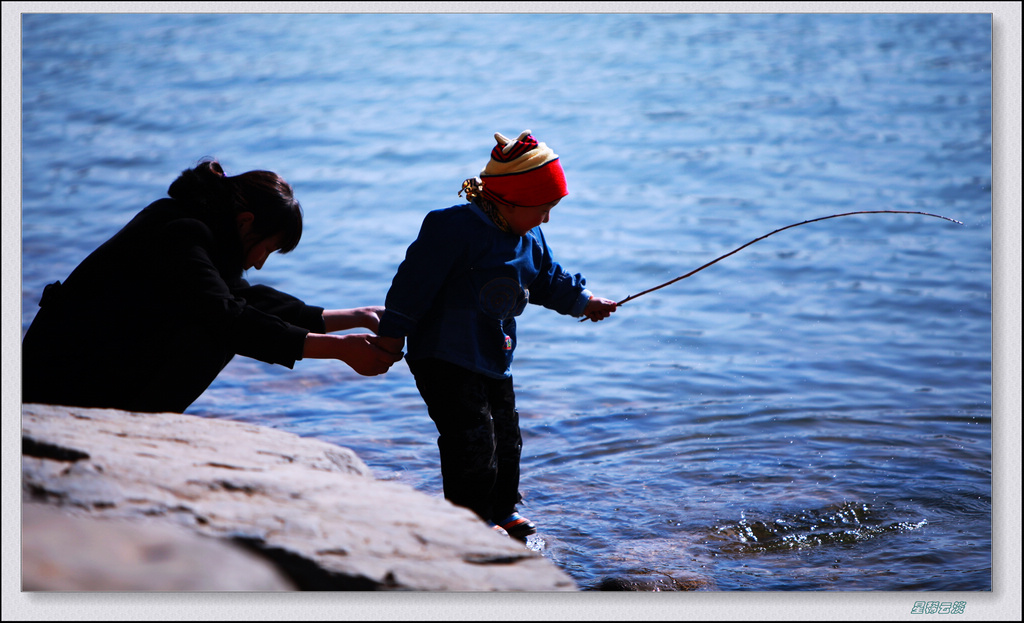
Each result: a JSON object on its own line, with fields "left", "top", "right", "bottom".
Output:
{"left": 242, "top": 233, "right": 285, "bottom": 271}
{"left": 236, "top": 211, "right": 284, "bottom": 271}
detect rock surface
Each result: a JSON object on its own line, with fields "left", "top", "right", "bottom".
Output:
{"left": 21, "top": 502, "right": 296, "bottom": 591}
{"left": 20, "top": 403, "right": 577, "bottom": 591}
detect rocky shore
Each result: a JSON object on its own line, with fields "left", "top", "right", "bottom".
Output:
{"left": 20, "top": 403, "right": 577, "bottom": 592}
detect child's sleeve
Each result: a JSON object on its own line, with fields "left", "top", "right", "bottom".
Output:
{"left": 377, "top": 210, "right": 462, "bottom": 338}
{"left": 528, "top": 229, "right": 593, "bottom": 317}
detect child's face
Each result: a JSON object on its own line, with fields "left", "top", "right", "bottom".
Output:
{"left": 502, "top": 199, "right": 561, "bottom": 236}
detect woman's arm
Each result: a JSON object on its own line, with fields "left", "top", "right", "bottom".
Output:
{"left": 302, "top": 332, "right": 403, "bottom": 376}
{"left": 162, "top": 219, "right": 316, "bottom": 367}
{"left": 322, "top": 307, "right": 385, "bottom": 334}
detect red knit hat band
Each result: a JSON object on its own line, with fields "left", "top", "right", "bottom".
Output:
{"left": 481, "top": 159, "right": 568, "bottom": 207}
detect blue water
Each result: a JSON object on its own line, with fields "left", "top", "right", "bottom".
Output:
{"left": 20, "top": 13, "right": 992, "bottom": 592}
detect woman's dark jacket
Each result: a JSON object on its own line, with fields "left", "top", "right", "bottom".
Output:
{"left": 22, "top": 198, "right": 325, "bottom": 413}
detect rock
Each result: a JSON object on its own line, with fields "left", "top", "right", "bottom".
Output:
{"left": 586, "top": 538, "right": 717, "bottom": 591}
{"left": 595, "top": 574, "right": 715, "bottom": 591}
{"left": 21, "top": 503, "right": 295, "bottom": 591}
{"left": 20, "top": 403, "right": 577, "bottom": 591}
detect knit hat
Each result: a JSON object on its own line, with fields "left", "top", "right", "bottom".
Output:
{"left": 467, "top": 130, "right": 568, "bottom": 208}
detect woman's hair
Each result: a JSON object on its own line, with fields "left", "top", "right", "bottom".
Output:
{"left": 167, "top": 159, "right": 303, "bottom": 253}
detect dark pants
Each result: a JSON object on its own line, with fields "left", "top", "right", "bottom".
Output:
{"left": 408, "top": 358, "right": 523, "bottom": 523}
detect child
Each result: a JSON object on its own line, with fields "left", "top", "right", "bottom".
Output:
{"left": 375, "top": 130, "right": 617, "bottom": 539}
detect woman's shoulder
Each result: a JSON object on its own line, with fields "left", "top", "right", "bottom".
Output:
{"left": 134, "top": 197, "right": 198, "bottom": 222}
{"left": 136, "top": 199, "right": 217, "bottom": 243}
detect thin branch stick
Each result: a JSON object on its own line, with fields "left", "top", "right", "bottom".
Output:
{"left": 614, "top": 210, "right": 962, "bottom": 308}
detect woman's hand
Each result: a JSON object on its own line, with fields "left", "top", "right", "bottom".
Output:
{"left": 372, "top": 335, "right": 405, "bottom": 357}
{"left": 322, "top": 306, "right": 386, "bottom": 334}
{"left": 582, "top": 296, "right": 617, "bottom": 322}
{"left": 303, "top": 333, "right": 403, "bottom": 376}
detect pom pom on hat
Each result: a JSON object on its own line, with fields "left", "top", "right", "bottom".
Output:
{"left": 476, "top": 130, "right": 568, "bottom": 208}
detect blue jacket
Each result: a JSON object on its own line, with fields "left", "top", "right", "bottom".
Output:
{"left": 378, "top": 203, "right": 592, "bottom": 378}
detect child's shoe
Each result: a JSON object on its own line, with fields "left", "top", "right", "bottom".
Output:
{"left": 496, "top": 512, "right": 536, "bottom": 541}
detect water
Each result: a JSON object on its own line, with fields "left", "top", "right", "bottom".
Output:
{"left": 19, "top": 13, "right": 993, "bottom": 592}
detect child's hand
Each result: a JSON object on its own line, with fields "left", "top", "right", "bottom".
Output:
{"left": 582, "top": 297, "right": 617, "bottom": 322}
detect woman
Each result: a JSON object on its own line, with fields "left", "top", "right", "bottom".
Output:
{"left": 22, "top": 159, "right": 401, "bottom": 413}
